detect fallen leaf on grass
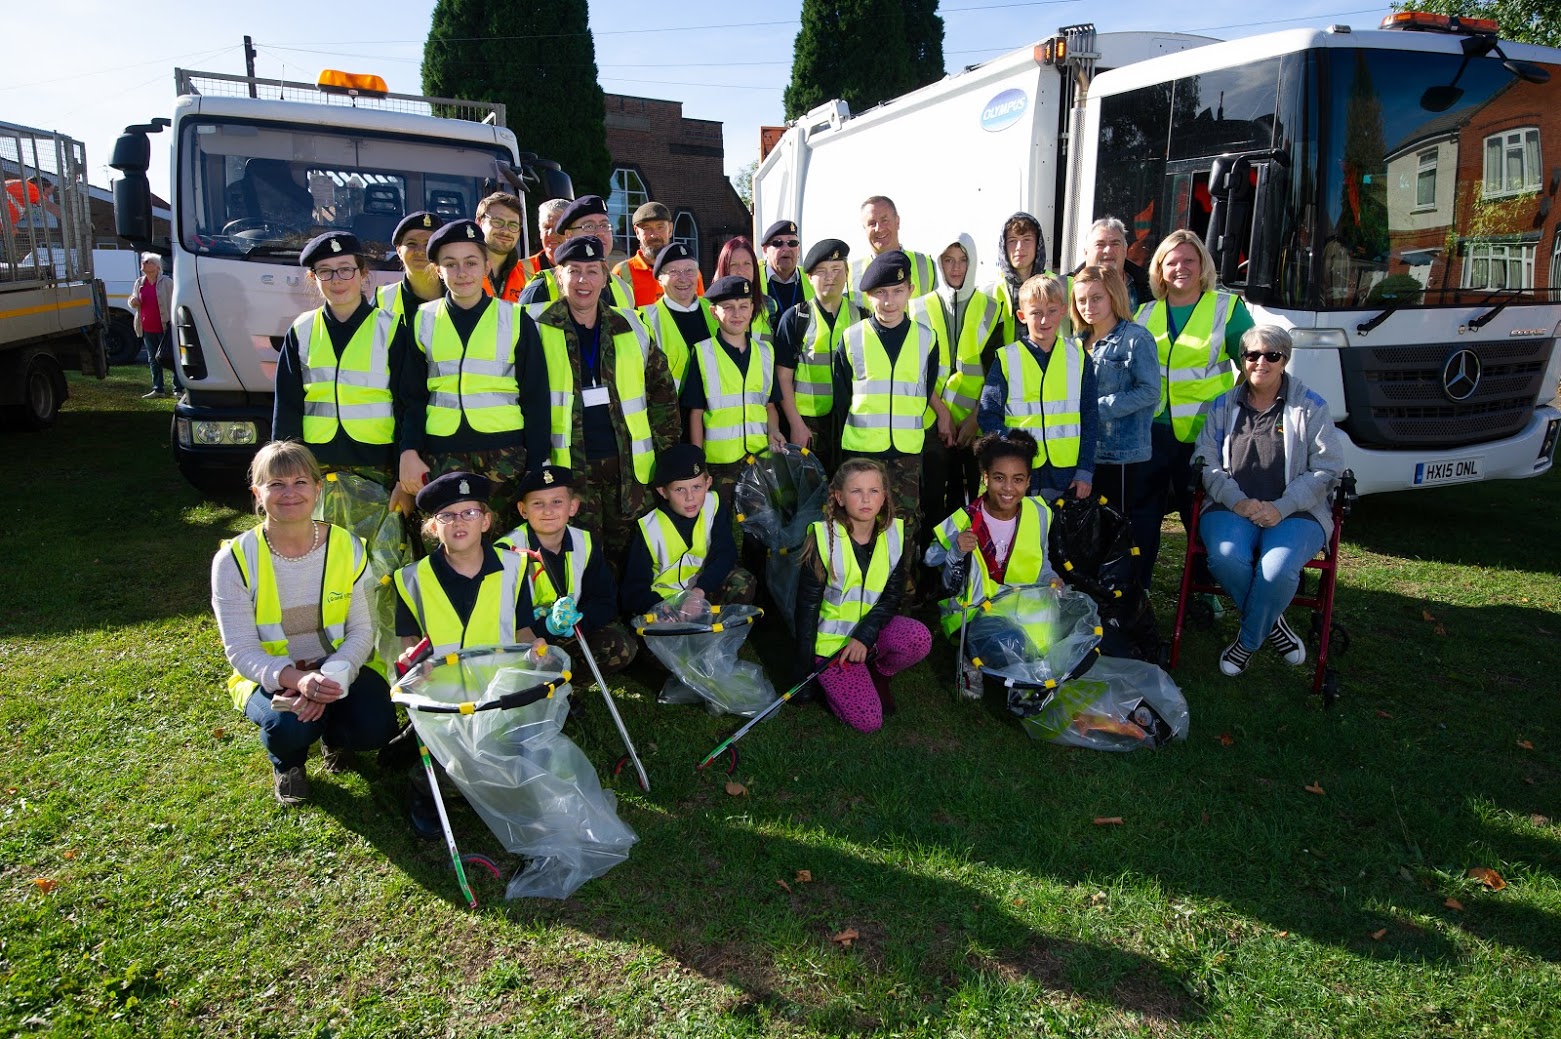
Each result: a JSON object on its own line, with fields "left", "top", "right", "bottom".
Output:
{"left": 1012, "top": 897, "right": 1027, "bottom": 907}
{"left": 776, "top": 879, "right": 792, "bottom": 894}
{"left": 1375, "top": 710, "right": 1394, "bottom": 719}
{"left": 32, "top": 878, "right": 57, "bottom": 894}
{"left": 1529, "top": 814, "right": 1552, "bottom": 828}
{"left": 831, "top": 927, "right": 860, "bottom": 947}
{"left": 724, "top": 781, "right": 747, "bottom": 797}
{"left": 1218, "top": 733, "right": 1235, "bottom": 746}
{"left": 1093, "top": 816, "right": 1124, "bottom": 826}
{"left": 1433, "top": 623, "right": 1448, "bottom": 637}
{"left": 1516, "top": 739, "right": 1534, "bottom": 751}
{"left": 1523, "top": 777, "right": 1536, "bottom": 786}
{"left": 62, "top": 850, "right": 75, "bottom": 860}
{"left": 1276, "top": 930, "right": 1290, "bottom": 938}
{"left": 211, "top": 727, "right": 226, "bottom": 740}
{"left": 1467, "top": 867, "right": 1507, "bottom": 891}
{"left": 1421, "top": 609, "right": 1437, "bottom": 622}
{"left": 1304, "top": 782, "right": 1326, "bottom": 796}
{"left": 1090, "top": 891, "right": 1108, "bottom": 905}
{"left": 795, "top": 869, "right": 812, "bottom": 883}
{"left": 1444, "top": 897, "right": 1464, "bottom": 912}
{"left": 1201, "top": 811, "right": 1210, "bottom": 825}
{"left": 1370, "top": 928, "right": 1388, "bottom": 941}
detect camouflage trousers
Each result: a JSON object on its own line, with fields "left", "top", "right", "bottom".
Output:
{"left": 423, "top": 445, "right": 530, "bottom": 528}
{"left": 706, "top": 458, "right": 752, "bottom": 553}
{"left": 574, "top": 454, "right": 639, "bottom": 577}
{"left": 551, "top": 620, "right": 638, "bottom": 676}
{"left": 716, "top": 565, "right": 758, "bottom": 606}
{"left": 848, "top": 452, "right": 921, "bottom": 600}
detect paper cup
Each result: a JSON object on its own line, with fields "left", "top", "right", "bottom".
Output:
{"left": 320, "top": 660, "right": 351, "bottom": 697}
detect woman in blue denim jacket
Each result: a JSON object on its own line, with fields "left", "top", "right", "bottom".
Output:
{"left": 1069, "top": 265, "right": 1159, "bottom": 510}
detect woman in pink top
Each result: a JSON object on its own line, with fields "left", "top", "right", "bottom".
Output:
{"left": 127, "top": 253, "right": 176, "bottom": 397}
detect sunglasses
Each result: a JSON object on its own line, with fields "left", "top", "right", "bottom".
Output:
{"left": 1242, "top": 351, "right": 1287, "bottom": 364}
{"left": 770, "top": 239, "right": 800, "bottom": 248}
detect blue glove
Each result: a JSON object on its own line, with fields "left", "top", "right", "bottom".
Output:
{"left": 544, "top": 595, "right": 583, "bottom": 637}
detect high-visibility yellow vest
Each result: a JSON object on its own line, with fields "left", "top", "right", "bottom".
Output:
{"left": 758, "top": 261, "right": 816, "bottom": 308}
{"left": 527, "top": 305, "right": 658, "bottom": 484}
{"left": 790, "top": 297, "right": 862, "bottom": 418}
{"left": 693, "top": 333, "right": 774, "bottom": 464}
{"left": 224, "top": 524, "right": 382, "bottom": 709}
{"left": 811, "top": 518, "right": 904, "bottom": 656}
{"left": 641, "top": 297, "right": 717, "bottom": 390}
{"left": 932, "top": 497, "right": 1053, "bottom": 636}
{"left": 1136, "top": 291, "right": 1237, "bottom": 443}
{"left": 393, "top": 550, "right": 521, "bottom": 657}
{"left": 995, "top": 340, "right": 1083, "bottom": 468}
{"left": 992, "top": 272, "right": 1071, "bottom": 344}
{"left": 849, "top": 250, "right": 938, "bottom": 299}
{"left": 376, "top": 282, "right": 405, "bottom": 324}
{"left": 415, "top": 299, "right": 524, "bottom": 437}
{"left": 839, "top": 319, "right": 934, "bottom": 454}
{"left": 915, "top": 291, "right": 1000, "bottom": 423}
{"left": 499, "top": 525, "right": 591, "bottom": 612}
{"left": 531, "top": 266, "right": 635, "bottom": 310}
{"left": 293, "top": 306, "right": 396, "bottom": 445}
{"left": 638, "top": 492, "right": 718, "bottom": 598}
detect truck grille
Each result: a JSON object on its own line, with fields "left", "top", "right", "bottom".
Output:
{"left": 1338, "top": 339, "right": 1553, "bottom": 448}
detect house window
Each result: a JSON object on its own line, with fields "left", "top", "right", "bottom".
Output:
{"left": 608, "top": 167, "right": 649, "bottom": 257}
{"left": 673, "top": 210, "right": 699, "bottom": 263}
{"left": 1550, "top": 232, "right": 1561, "bottom": 293}
{"left": 1463, "top": 241, "right": 1536, "bottom": 290}
{"left": 1483, "top": 128, "right": 1541, "bottom": 198}
{"left": 1415, "top": 148, "right": 1437, "bottom": 209}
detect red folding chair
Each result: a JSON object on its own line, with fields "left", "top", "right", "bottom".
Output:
{"left": 1169, "top": 466, "right": 1356, "bottom": 706}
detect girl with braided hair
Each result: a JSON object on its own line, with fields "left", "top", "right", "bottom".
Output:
{"left": 793, "top": 459, "right": 931, "bottom": 732}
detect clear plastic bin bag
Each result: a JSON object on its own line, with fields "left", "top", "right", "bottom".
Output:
{"left": 735, "top": 447, "right": 828, "bottom": 631}
{"left": 1017, "top": 656, "right": 1189, "bottom": 751}
{"left": 638, "top": 593, "right": 775, "bottom": 717}
{"left": 964, "top": 584, "right": 1102, "bottom": 693}
{"left": 316, "top": 471, "right": 412, "bottom": 668}
{"left": 395, "top": 644, "right": 638, "bottom": 900}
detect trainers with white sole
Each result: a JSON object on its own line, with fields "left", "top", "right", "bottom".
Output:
{"left": 1266, "top": 615, "right": 1307, "bottom": 665}
{"left": 1219, "top": 640, "right": 1255, "bottom": 676}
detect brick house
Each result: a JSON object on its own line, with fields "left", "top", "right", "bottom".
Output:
{"left": 602, "top": 93, "right": 754, "bottom": 279}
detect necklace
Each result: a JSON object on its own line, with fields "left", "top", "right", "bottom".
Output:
{"left": 268, "top": 520, "right": 321, "bottom": 561}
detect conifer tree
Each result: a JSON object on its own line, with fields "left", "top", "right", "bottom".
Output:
{"left": 785, "top": 0, "right": 946, "bottom": 120}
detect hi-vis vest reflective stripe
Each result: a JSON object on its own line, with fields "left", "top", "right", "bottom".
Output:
{"left": 294, "top": 306, "right": 396, "bottom": 445}
{"left": 1136, "top": 291, "right": 1236, "bottom": 444}
{"left": 377, "top": 283, "right": 405, "bottom": 323}
{"left": 792, "top": 299, "right": 861, "bottom": 418}
{"left": 225, "top": 524, "right": 377, "bottom": 709}
{"left": 840, "top": 320, "right": 934, "bottom": 454}
{"left": 532, "top": 266, "right": 635, "bottom": 310}
{"left": 643, "top": 298, "right": 717, "bottom": 390}
{"left": 812, "top": 518, "right": 903, "bottom": 656}
{"left": 933, "top": 498, "right": 1052, "bottom": 636}
{"left": 993, "top": 273, "right": 1071, "bottom": 344}
{"left": 918, "top": 291, "right": 1000, "bottom": 422}
{"left": 850, "top": 251, "right": 937, "bottom": 298}
{"left": 505, "top": 525, "right": 591, "bottom": 609}
{"left": 416, "top": 299, "right": 524, "bottom": 436}
{"left": 694, "top": 334, "right": 774, "bottom": 464}
{"left": 530, "top": 306, "right": 658, "bottom": 484}
{"left": 393, "top": 551, "right": 520, "bottom": 657}
{"left": 758, "top": 259, "right": 817, "bottom": 305}
{"left": 639, "top": 492, "right": 718, "bottom": 598}
{"left": 996, "top": 340, "right": 1083, "bottom": 468}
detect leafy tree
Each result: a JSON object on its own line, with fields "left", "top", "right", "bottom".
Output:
{"left": 731, "top": 159, "right": 758, "bottom": 212}
{"left": 422, "top": 0, "right": 611, "bottom": 198}
{"left": 785, "top": 0, "right": 946, "bottom": 120}
{"left": 1392, "top": 1, "right": 1561, "bottom": 47}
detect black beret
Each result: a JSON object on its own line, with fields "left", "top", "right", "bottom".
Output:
{"left": 392, "top": 211, "right": 444, "bottom": 246}
{"left": 858, "top": 249, "right": 912, "bottom": 292}
{"left": 426, "top": 219, "right": 484, "bottom": 261}
{"left": 760, "top": 220, "right": 799, "bottom": 245}
{"left": 300, "top": 231, "right": 363, "bottom": 268}
{"left": 557, "top": 194, "right": 609, "bottom": 231}
{"left": 517, "top": 465, "right": 575, "bottom": 498}
{"left": 416, "top": 471, "right": 490, "bottom": 514}
{"left": 653, "top": 242, "right": 697, "bottom": 278}
{"left": 554, "top": 235, "right": 605, "bottom": 265}
{"left": 706, "top": 275, "right": 752, "bottom": 303}
{"left": 802, "top": 238, "right": 849, "bottom": 273}
{"left": 654, "top": 443, "right": 708, "bottom": 487}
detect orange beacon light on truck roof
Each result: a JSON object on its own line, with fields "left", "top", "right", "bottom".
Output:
{"left": 317, "top": 70, "right": 390, "bottom": 97}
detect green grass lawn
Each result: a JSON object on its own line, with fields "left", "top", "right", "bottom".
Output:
{"left": 1, "top": 373, "right": 1557, "bottom": 1038}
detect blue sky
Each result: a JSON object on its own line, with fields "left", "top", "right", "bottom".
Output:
{"left": 6, "top": 0, "right": 1388, "bottom": 197}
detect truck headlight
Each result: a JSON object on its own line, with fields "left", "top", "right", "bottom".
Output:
{"left": 190, "top": 420, "right": 258, "bottom": 446}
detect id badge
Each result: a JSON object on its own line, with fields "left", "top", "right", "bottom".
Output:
{"left": 582, "top": 385, "right": 611, "bottom": 408}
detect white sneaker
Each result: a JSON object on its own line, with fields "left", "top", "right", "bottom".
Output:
{"left": 1219, "top": 640, "right": 1255, "bottom": 676}
{"left": 1266, "top": 615, "right": 1307, "bottom": 666}
{"left": 142, "top": 390, "right": 164, "bottom": 399}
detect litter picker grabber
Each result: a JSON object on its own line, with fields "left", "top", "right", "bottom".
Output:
{"left": 954, "top": 560, "right": 982, "bottom": 699}
{"left": 695, "top": 640, "right": 856, "bottom": 774}
{"left": 571, "top": 617, "right": 650, "bottom": 793}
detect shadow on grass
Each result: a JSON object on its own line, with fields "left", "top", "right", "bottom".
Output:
{"left": 1345, "top": 473, "right": 1561, "bottom": 573}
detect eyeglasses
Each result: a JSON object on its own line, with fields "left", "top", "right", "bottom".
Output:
{"left": 770, "top": 239, "right": 800, "bottom": 248}
{"left": 482, "top": 219, "right": 521, "bottom": 232}
{"left": 1242, "top": 351, "right": 1287, "bottom": 364}
{"left": 312, "top": 266, "right": 360, "bottom": 282}
{"left": 433, "top": 507, "right": 485, "bottom": 524}
{"left": 573, "top": 220, "right": 612, "bottom": 234}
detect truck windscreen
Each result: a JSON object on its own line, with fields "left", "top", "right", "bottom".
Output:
{"left": 178, "top": 119, "right": 509, "bottom": 264}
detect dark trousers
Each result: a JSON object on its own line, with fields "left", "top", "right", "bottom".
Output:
{"left": 1127, "top": 423, "right": 1197, "bottom": 589}
{"left": 243, "top": 668, "right": 398, "bottom": 771}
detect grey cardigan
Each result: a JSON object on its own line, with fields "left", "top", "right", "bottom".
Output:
{"left": 1194, "top": 373, "right": 1343, "bottom": 532}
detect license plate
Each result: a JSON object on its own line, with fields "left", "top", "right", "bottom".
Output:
{"left": 1414, "top": 455, "right": 1484, "bottom": 485}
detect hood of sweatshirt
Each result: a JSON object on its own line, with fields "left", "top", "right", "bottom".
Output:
{"left": 936, "top": 231, "right": 979, "bottom": 309}
{"left": 994, "top": 211, "right": 1046, "bottom": 298}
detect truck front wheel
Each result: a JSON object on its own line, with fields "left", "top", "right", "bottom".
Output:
{"left": 2, "top": 352, "right": 65, "bottom": 431}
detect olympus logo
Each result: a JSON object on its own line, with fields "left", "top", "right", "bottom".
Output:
{"left": 1441, "top": 348, "right": 1482, "bottom": 402}
{"left": 980, "top": 89, "right": 1028, "bottom": 132}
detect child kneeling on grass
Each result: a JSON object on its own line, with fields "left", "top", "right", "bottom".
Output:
{"left": 793, "top": 458, "right": 932, "bottom": 732}
{"left": 620, "top": 443, "right": 757, "bottom": 618}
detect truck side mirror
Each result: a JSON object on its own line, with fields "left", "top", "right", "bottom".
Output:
{"left": 109, "top": 121, "right": 169, "bottom": 251}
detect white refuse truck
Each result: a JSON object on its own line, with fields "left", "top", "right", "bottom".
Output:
{"left": 111, "top": 68, "right": 572, "bottom": 493}
{"left": 755, "top": 15, "right": 1561, "bottom": 495}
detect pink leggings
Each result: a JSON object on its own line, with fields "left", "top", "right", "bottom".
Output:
{"left": 815, "top": 616, "right": 932, "bottom": 733}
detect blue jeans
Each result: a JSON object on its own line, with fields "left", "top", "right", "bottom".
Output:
{"left": 1199, "top": 509, "right": 1327, "bottom": 651}
{"left": 242, "top": 667, "right": 398, "bottom": 771}
{"left": 144, "top": 332, "right": 167, "bottom": 392}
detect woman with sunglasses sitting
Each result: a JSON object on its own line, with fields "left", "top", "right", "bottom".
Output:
{"left": 1194, "top": 325, "right": 1343, "bottom": 677}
